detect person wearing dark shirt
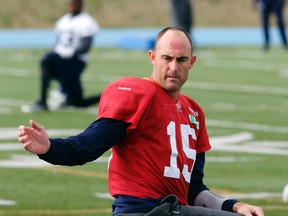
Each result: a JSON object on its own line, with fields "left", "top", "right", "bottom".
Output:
{"left": 254, "top": 0, "right": 288, "bottom": 50}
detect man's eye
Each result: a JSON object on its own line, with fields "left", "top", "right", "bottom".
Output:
{"left": 163, "top": 56, "right": 172, "bottom": 61}
{"left": 177, "top": 58, "right": 187, "bottom": 62}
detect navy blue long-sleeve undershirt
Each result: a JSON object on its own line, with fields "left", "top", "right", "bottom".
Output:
{"left": 38, "top": 118, "right": 237, "bottom": 213}
{"left": 39, "top": 118, "right": 127, "bottom": 165}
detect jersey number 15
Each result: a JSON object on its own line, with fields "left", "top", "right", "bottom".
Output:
{"left": 164, "top": 121, "right": 197, "bottom": 183}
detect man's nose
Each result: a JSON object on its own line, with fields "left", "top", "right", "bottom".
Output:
{"left": 169, "top": 60, "right": 178, "bottom": 71}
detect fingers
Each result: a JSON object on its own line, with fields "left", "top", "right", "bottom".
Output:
{"left": 18, "top": 123, "right": 32, "bottom": 145}
{"left": 18, "top": 124, "right": 30, "bottom": 138}
{"left": 23, "top": 140, "right": 32, "bottom": 150}
{"left": 30, "top": 119, "right": 41, "bottom": 130}
{"left": 18, "top": 121, "right": 33, "bottom": 133}
{"left": 18, "top": 132, "right": 32, "bottom": 152}
{"left": 18, "top": 126, "right": 27, "bottom": 140}
{"left": 18, "top": 125, "right": 25, "bottom": 131}
{"left": 245, "top": 205, "right": 264, "bottom": 216}
{"left": 18, "top": 132, "right": 30, "bottom": 145}
{"left": 252, "top": 207, "right": 264, "bottom": 216}
{"left": 233, "top": 202, "right": 264, "bottom": 216}
{"left": 18, "top": 120, "right": 49, "bottom": 154}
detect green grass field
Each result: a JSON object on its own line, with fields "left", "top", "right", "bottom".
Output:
{"left": 0, "top": 46, "right": 288, "bottom": 215}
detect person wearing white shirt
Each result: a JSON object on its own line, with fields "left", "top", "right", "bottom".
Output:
{"left": 22, "top": 0, "right": 101, "bottom": 113}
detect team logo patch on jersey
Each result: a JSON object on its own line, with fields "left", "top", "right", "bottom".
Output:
{"left": 189, "top": 114, "right": 199, "bottom": 129}
{"left": 188, "top": 107, "right": 198, "bottom": 116}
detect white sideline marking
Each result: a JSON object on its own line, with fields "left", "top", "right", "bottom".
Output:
{"left": 0, "top": 199, "right": 16, "bottom": 206}
{"left": 279, "top": 69, "right": 288, "bottom": 78}
{"left": 207, "top": 119, "right": 288, "bottom": 134}
{"left": 224, "top": 192, "right": 282, "bottom": 199}
{"left": 0, "top": 67, "right": 29, "bottom": 76}
{"left": 203, "top": 59, "right": 288, "bottom": 71}
{"left": 94, "top": 192, "right": 113, "bottom": 200}
{"left": 0, "top": 154, "right": 260, "bottom": 168}
{"left": 0, "top": 98, "right": 99, "bottom": 115}
{"left": 210, "top": 132, "right": 253, "bottom": 145}
{"left": 212, "top": 102, "right": 236, "bottom": 110}
{"left": 184, "top": 81, "right": 288, "bottom": 96}
{"left": 0, "top": 107, "right": 10, "bottom": 114}
{"left": 0, "top": 154, "right": 52, "bottom": 168}
{"left": 211, "top": 134, "right": 288, "bottom": 156}
{"left": 0, "top": 154, "right": 110, "bottom": 168}
{"left": 0, "top": 128, "right": 82, "bottom": 140}
{"left": 0, "top": 143, "right": 22, "bottom": 150}
{"left": 0, "top": 98, "right": 28, "bottom": 106}
{"left": 206, "top": 157, "right": 262, "bottom": 163}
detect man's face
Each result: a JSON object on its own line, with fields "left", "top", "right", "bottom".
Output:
{"left": 149, "top": 30, "right": 196, "bottom": 98}
{"left": 68, "top": 0, "right": 82, "bottom": 15}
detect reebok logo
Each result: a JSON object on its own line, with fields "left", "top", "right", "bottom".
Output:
{"left": 118, "top": 86, "right": 132, "bottom": 91}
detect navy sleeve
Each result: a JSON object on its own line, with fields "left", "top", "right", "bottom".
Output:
{"left": 222, "top": 199, "right": 238, "bottom": 212}
{"left": 188, "top": 152, "right": 209, "bottom": 205}
{"left": 38, "top": 118, "right": 128, "bottom": 166}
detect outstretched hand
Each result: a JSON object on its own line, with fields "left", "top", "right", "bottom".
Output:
{"left": 233, "top": 202, "right": 264, "bottom": 216}
{"left": 18, "top": 120, "right": 51, "bottom": 155}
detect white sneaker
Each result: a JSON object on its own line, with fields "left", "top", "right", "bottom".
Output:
{"left": 47, "top": 89, "right": 67, "bottom": 110}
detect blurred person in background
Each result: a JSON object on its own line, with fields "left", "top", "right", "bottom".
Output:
{"left": 169, "top": 0, "right": 193, "bottom": 35}
{"left": 22, "top": 0, "right": 101, "bottom": 113}
{"left": 253, "top": 0, "right": 288, "bottom": 50}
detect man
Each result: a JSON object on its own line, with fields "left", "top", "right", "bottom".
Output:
{"left": 18, "top": 27, "right": 264, "bottom": 216}
{"left": 254, "top": 0, "right": 288, "bottom": 50}
{"left": 22, "top": 0, "right": 100, "bottom": 113}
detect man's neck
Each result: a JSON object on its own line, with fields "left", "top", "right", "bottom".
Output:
{"left": 71, "top": 11, "right": 81, "bottom": 16}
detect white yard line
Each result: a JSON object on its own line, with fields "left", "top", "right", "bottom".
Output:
{"left": 279, "top": 69, "right": 288, "bottom": 78}
{"left": 209, "top": 132, "right": 288, "bottom": 156}
{"left": 203, "top": 59, "right": 288, "bottom": 71}
{"left": 0, "top": 107, "right": 10, "bottom": 114}
{"left": 0, "top": 154, "right": 110, "bottom": 168}
{"left": 207, "top": 119, "right": 288, "bottom": 133}
{"left": 0, "top": 67, "right": 30, "bottom": 76}
{"left": 223, "top": 192, "right": 282, "bottom": 199}
{"left": 0, "top": 128, "right": 82, "bottom": 140}
{"left": 0, "top": 98, "right": 99, "bottom": 115}
{"left": 184, "top": 81, "right": 288, "bottom": 96}
{"left": 0, "top": 199, "right": 16, "bottom": 206}
{"left": 0, "top": 98, "right": 28, "bottom": 106}
{"left": 0, "top": 143, "right": 23, "bottom": 150}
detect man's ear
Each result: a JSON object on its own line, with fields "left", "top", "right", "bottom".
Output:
{"left": 189, "top": 55, "right": 197, "bottom": 69}
{"left": 148, "top": 50, "right": 156, "bottom": 65}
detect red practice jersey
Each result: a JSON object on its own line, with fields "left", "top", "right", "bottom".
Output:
{"left": 97, "top": 77, "right": 211, "bottom": 205}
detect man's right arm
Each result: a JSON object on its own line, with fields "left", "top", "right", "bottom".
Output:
{"left": 38, "top": 118, "right": 129, "bottom": 166}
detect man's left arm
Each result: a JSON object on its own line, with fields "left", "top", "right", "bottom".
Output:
{"left": 189, "top": 152, "right": 238, "bottom": 211}
{"left": 54, "top": 36, "right": 93, "bottom": 59}
{"left": 75, "top": 36, "right": 93, "bottom": 56}
{"left": 189, "top": 153, "right": 264, "bottom": 215}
